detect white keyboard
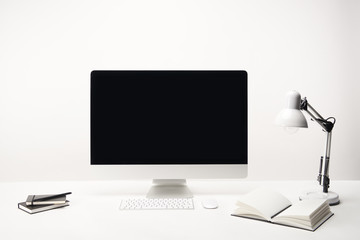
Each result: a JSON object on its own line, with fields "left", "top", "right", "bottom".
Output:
{"left": 119, "top": 198, "right": 194, "bottom": 210}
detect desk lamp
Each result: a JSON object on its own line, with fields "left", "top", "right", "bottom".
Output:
{"left": 276, "top": 90, "right": 340, "bottom": 205}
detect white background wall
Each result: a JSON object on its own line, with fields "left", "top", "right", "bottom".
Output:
{"left": 0, "top": 0, "right": 359, "bottom": 182}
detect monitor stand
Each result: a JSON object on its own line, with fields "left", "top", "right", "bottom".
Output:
{"left": 146, "top": 179, "right": 193, "bottom": 198}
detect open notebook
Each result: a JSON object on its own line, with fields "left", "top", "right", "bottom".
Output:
{"left": 231, "top": 188, "right": 333, "bottom": 231}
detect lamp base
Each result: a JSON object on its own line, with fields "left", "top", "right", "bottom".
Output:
{"left": 299, "top": 190, "right": 340, "bottom": 206}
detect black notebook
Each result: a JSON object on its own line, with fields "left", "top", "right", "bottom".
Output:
{"left": 18, "top": 201, "right": 69, "bottom": 214}
{"left": 25, "top": 194, "right": 67, "bottom": 205}
{"left": 231, "top": 189, "right": 334, "bottom": 231}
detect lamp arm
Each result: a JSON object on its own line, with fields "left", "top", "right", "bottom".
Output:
{"left": 319, "top": 131, "right": 332, "bottom": 193}
{"left": 299, "top": 97, "right": 336, "bottom": 193}
{"left": 300, "top": 98, "right": 334, "bottom": 132}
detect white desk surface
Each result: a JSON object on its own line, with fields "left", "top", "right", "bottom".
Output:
{"left": 1, "top": 180, "right": 359, "bottom": 240}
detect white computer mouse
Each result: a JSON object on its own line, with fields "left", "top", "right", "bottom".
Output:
{"left": 201, "top": 199, "right": 218, "bottom": 209}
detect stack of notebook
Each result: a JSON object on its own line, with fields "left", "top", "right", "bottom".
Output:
{"left": 18, "top": 192, "right": 71, "bottom": 214}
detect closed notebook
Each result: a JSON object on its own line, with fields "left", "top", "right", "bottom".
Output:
{"left": 18, "top": 201, "right": 69, "bottom": 214}
{"left": 231, "top": 188, "right": 333, "bottom": 231}
{"left": 26, "top": 194, "right": 67, "bottom": 206}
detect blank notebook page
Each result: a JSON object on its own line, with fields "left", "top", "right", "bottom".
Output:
{"left": 275, "top": 199, "right": 327, "bottom": 219}
{"left": 237, "top": 189, "right": 292, "bottom": 219}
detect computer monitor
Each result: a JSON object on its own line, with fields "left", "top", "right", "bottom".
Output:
{"left": 91, "top": 70, "right": 248, "bottom": 198}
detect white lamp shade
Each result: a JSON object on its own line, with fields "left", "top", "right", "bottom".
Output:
{"left": 275, "top": 108, "right": 308, "bottom": 127}
{"left": 275, "top": 90, "right": 308, "bottom": 128}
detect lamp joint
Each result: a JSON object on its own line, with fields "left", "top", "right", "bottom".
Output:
{"left": 300, "top": 98, "right": 308, "bottom": 110}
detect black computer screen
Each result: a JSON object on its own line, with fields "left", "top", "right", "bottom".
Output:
{"left": 91, "top": 70, "right": 247, "bottom": 164}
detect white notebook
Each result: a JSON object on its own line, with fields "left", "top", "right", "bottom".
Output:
{"left": 231, "top": 188, "right": 333, "bottom": 231}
